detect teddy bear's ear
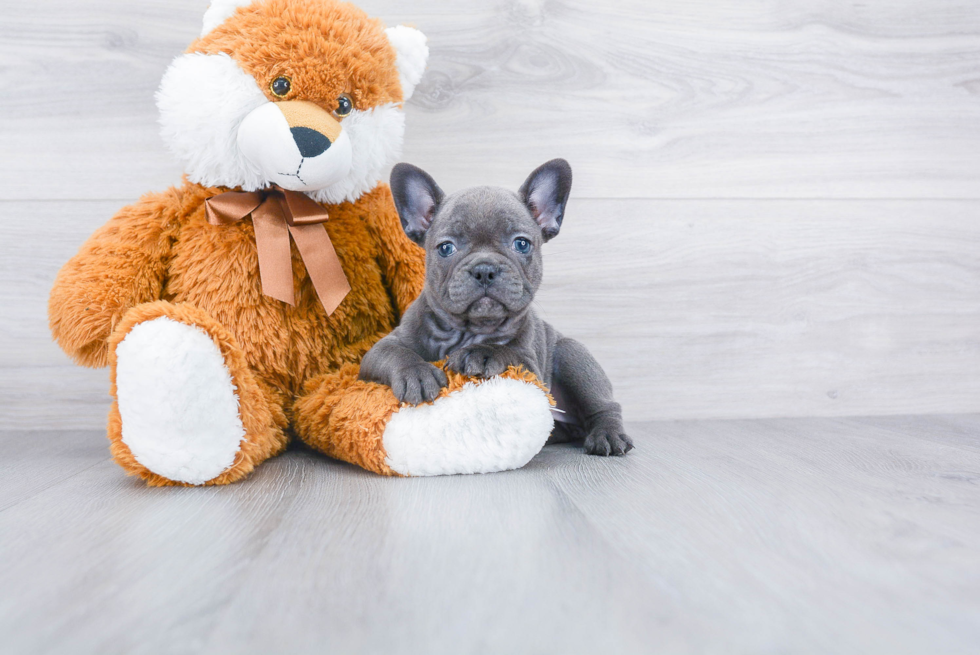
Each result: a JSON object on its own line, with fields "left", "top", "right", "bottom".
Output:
{"left": 201, "top": 0, "right": 256, "bottom": 37}
{"left": 385, "top": 26, "right": 429, "bottom": 102}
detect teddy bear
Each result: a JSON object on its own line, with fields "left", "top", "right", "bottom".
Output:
{"left": 48, "top": 0, "right": 555, "bottom": 485}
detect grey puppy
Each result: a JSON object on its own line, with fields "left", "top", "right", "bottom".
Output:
{"left": 359, "top": 159, "right": 633, "bottom": 456}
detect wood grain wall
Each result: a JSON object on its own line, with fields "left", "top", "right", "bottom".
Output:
{"left": 1, "top": 0, "right": 978, "bottom": 428}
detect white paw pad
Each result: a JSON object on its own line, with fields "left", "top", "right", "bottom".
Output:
{"left": 382, "top": 377, "right": 555, "bottom": 477}
{"left": 115, "top": 317, "right": 246, "bottom": 485}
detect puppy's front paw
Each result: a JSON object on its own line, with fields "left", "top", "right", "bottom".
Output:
{"left": 391, "top": 363, "right": 448, "bottom": 405}
{"left": 584, "top": 421, "right": 634, "bottom": 457}
{"left": 446, "top": 345, "right": 522, "bottom": 379}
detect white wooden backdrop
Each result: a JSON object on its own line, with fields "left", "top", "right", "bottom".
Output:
{"left": 1, "top": 0, "right": 979, "bottom": 429}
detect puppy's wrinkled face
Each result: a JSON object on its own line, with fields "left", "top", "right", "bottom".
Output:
{"left": 391, "top": 160, "right": 573, "bottom": 331}
{"left": 427, "top": 188, "right": 543, "bottom": 326}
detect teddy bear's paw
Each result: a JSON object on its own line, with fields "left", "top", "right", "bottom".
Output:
{"left": 114, "top": 317, "right": 246, "bottom": 485}
{"left": 381, "top": 375, "right": 555, "bottom": 476}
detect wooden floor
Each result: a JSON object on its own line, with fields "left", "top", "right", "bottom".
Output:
{"left": 1, "top": 415, "right": 978, "bottom": 654}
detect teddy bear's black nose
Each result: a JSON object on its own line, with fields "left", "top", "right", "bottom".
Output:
{"left": 290, "top": 127, "right": 331, "bottom": 158}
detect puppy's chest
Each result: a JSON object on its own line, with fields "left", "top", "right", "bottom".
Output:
{"left": 424, "top": 312, "right": 557, "bottom": 386}
{"left": 423, "top": 321, "right": 551, "bottom": 378}
{"left": 427, "top": 329, "right": 502, "bottom": 361}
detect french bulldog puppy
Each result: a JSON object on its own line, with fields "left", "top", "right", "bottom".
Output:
{"left": 359, "top": 160, "right": 633, "bottom": 456}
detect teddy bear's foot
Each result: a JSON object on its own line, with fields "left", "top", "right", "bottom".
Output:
{"left": 295, "top": 364, "right": 555, "bottom": 477}
{"left": 383, "top": 374, "right": 555, "bottom": 476}
{"left": 113, "top": 316, "right": 245, "bottom": 485}
{"left": 107, "top": 302, "right": 287, "bottom": 486}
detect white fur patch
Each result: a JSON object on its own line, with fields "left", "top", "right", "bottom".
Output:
{"left": 115, "top": 317, "right": 246, "bottom": 485}
{"left": 157, "top": 52, "right": 405, "bottom": 205}
{"left": 385, "top": 26, "right": 429, "bottom": 101}
{"left": 236, "top": 102, "right": 354, "bottom": 192}
{"left": 201, "top": 0, "right": 257, "bottom": 37}
{"left": 308, "top": 103, "right": 405, "bottom": 205}
{"left": 383, "top": 377, "right": 554, "bottom": 477}
{"left": 157, "top": 52, "right": 268, "bottom": 191}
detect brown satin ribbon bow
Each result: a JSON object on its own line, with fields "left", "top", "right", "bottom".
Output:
{"left": 205, "top": 186, "right": 351, "bottom": 314}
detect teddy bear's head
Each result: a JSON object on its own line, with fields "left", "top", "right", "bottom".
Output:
{"left": 157, "top": 0, "right": 428, "bottom": 204}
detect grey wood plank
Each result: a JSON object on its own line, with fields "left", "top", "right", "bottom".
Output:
{"left": 544, "top": 416, "right": 980, "bottom": 654}
{"left": 201, "top": 452, "right": 693, "bottom": 655}
{"left": 0, "top": 415, "right": 977, "bottom": 654}
{"left": 5, "top": 198, "right": 978, "bottom": 427}
{"left": 0, "top": 429, "right": 108, "bottom": 512}
{"left": 1, "top": 0, "right": 978, "bottom": 200}
{"left": 0, "top": 446, "right": 312, "bottom": 655}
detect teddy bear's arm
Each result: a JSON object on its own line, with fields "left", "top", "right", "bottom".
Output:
{"left": 48, "top": 190, "right": 178, "bottom": 368}
{"left": 365, "top": 184, "right": 426, "bottom": 319}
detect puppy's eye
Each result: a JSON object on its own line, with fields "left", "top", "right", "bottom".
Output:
{"left": 513, "top": 237, "right": 532, "bottom": 254}
{"left": 437, "top": 242, "right": 457, "bottom": 257}
{"left": 270, "top": 76, "right": 291, "bottom": 98}
{"left": 335, "top": 93, "right": 354, "bottom": 117}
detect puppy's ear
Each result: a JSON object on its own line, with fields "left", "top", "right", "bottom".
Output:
{"left": 390, "top": 163, "right": 445, "bottom": 246}
{"left": 518, "top": 158, "right": 572, "bottom": 241}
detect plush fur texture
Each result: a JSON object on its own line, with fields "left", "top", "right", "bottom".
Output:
{"left": 160, "top": 0, "right": 422, "bottom": 203}
{"left": 383, "top": 373, "right": 554, "bottom": 476}
{"left": 192, "top": 0, "right": 402, "bottom": 110}
{"left": 294, "top": 364, "right": 554, "bottom": 476}
{"left": 52, "top": 181, "right": 424, "bottom": 390}
{"left": 115, "top": 316, "right": 247, "bottom": 485}
{"left": 383, "top": 25, "right": 428, "bottom": 101}
{"left": 293, "top": 364, "right": 401, "bottom": 475}
{"left": 307, "top": 103, "right": 406, "bottom": 205}
{"left": 158, "top": 53, "right": 270, "bottom": 192}
{"left": 52, "top": 179, "right": 425, "bottom": 485}
{"left": 106, "top": 301, "right": 288, "bottom": 487}
{"left": 201, "top": 0, "right": 256, "bottom": 37}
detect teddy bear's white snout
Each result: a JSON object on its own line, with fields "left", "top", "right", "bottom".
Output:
{"left": 237, "top": 101, "right": 353, "bottom": 192}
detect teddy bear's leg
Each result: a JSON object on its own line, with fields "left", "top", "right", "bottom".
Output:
{"left": 292, "top": 365, "right": 399, "bottom": 475}
{"left": 293, "top": 364, "right": 555, "bottom": 477}
{"left": 106, "top": 301, "right": 287, "bottom": 486}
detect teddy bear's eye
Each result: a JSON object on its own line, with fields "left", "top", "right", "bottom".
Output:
{"left": 335, "top": 93, "right": 354, "bottom": 117}
{"left": 270, "top": 76, "right": 291, "bottom": 98}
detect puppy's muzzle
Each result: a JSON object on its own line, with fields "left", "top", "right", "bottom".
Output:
{"left": 470, "top": 262, "right": 500, "bottom": 289}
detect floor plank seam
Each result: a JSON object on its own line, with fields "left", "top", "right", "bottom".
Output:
{"left": 0, "top": 457, "right": 110, "bottom": 514}
{"left": 191, "top": 462, "right": 309, "bottom": 654}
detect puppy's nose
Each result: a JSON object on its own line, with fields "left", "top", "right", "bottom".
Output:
{"left": 290, "top": 127, "right": 331, "bottom": 158}
{"left": 470, "top": 262, "right": 500, "bottom": 288}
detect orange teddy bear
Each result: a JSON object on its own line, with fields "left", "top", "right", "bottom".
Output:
{"left": 48, "top": 0, "right": 554, "bottom": 485}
